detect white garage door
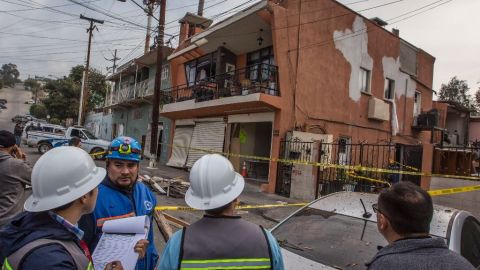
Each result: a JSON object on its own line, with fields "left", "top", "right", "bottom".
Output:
{"left": 186, "top": 121, "right": 226, "bottom": 168}
{"left": 166, "top": 126, "right": 194, "bottom": 168}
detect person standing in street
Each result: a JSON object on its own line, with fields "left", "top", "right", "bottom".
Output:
{"left": 13, "top": 123, "right": 23, "bottom": 146}
{"left": 0, "top": 146, "right": 123, "bottom": 270}
{"left": 79, "top": 136, "right": 158, "bottom": 270}
{"left": 159, "top": 154, "right": 284, "bottom": 270}
{"left": 0, "top": 130, "right": 31, "bottom": 227}
{"left": 69, "top": 137, "right": 82, "bottom": 148}
{"left": 366, "top": 181, "right": 475, "bottom": 270}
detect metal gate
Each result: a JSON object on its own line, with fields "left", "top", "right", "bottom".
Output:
{"left": 276, "top": 140, "right": 423, "bottom": 198}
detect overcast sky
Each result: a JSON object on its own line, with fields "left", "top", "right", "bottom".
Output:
{"left": 0, "top": 0, "right": 478, "bottom": 96}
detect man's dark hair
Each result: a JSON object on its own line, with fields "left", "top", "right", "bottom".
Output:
{"left": 378, "top": 181, "right": 433, "bottom": 235}
{"left": 69, "top": 137, "right": 81, "bottom": 147}
{"left": 205, "top": 201, "right": 235, "bottom": 216}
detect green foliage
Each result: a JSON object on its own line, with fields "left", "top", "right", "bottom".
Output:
{"left": 49, "top": 118, "right": 62, "bottom": 125}
{"left": 43, "top": 79, "right": 81, "bottom": 121}
{"left": 438, "top": 76, "right": 476, "bottom": 111}
{"left": 0, "top": 63, "right": 20, "bottom": 87}
{"left": 30, "top": 104, "right": 48, "bottom": 119}
{"left": 41, "top": 65, "right": 107, "bottom": 121}
{"left": 24, "top": 78, "right": 39, "bottom": 91}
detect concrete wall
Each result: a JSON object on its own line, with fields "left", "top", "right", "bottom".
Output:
{"left": 469, "top": 118, "right": 480, "bottom": 142}
{"left": 431, "top": 177, "right": 480, "bottom": 219}
{"left": 85, "top": 112, "right": 113, "bottom": 140}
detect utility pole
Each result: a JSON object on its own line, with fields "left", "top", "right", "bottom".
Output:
{"left": 145, "top": 3, "right": 154, "bottom": 53}
{"left": 79, "top": 14, "right": 104, "bottom": 126}
{"left": 105, "top": 49, "right": 121, "bottom": 74}
{"left": 149, "top": 0, "right": 166, "bottom": 168}
{"left": 198, "top": 0, "right": 205, "bottom": 16}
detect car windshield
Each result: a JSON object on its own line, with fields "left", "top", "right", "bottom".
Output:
{"left": 272, "top": 207, "right": 387, "bottom": 270}
{"left": 82, "top": 129, "right": 97, "bottom": 140}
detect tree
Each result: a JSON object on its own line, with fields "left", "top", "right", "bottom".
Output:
{"left": 68, "top": 65, "right": 107, "bottom": 110}
{"left": 30, "top": 104, "right": 48, "bottom": 119}
{"left": 42, "top": 79, "right": 81, "bottom": 121}
{"left": 24, "top": 78, "right": 39, "bottom": 91}
{"left": 0, "top": 63, "right": 20, "bottom": 87}
{"left": 438, "top": 76, "right": 476, "bottom": 111}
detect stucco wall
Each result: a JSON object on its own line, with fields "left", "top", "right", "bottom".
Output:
{"left": 85, "top": 112, "right": 113, "bottom": 141}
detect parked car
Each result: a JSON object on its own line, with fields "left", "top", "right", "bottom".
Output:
{"left": 0, "top": 99, "right": 6, "bottom": 104}
{"left": 34, "top": 126, "right": 110, "bottom": 158}
{"left": 11, "top": 115, "right": 33, "bottom": 123}
{"left": 271, "top": 192, "right": 480, "bottom": 270}
{"left": 24, "top": 99, "right": 35, "bottom": 104}
{"left": 0, "top": 103, "right": 6, "bottom": 109}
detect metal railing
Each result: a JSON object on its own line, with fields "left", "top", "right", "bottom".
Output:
{"left": 161, "top": 63, "right": 279, "bottom": 104}
{"left": 276, "top": 141, "right": 423, "bottom": 197}
{"left": 106, "top": 79, "right": 154, "bottom": 106}
{"left": 434, "top": 145, "right": 480, "bottom": 177}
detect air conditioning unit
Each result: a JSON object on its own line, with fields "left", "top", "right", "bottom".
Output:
{"left": 413, "top": 109, "right": 439, "bottom": 130}
{"left": 368, "top": 97, "right": 390, "bottom": 121}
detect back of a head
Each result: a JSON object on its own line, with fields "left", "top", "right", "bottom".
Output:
{"left": 185, "top": 154, "right": 245, "bottom": 211}
{"left": 379, "top": 181, "right": 433, "bottom": 235}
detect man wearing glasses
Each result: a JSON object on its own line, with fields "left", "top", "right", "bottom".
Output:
{"left": 367, "top": 182, "right": 474, "bottom": 270}
{"left": 79, "top": 136, "right": 159, "bottom": 270}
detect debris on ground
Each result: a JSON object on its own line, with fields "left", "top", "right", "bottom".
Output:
{"left": 153, "top": 210, "right": 190, "bottom": 242}
{"left": 141, "top": 175, "right": 189, "bottom": 198}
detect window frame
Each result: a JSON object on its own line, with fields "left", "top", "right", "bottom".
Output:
{"left": 414, "top": 91, "right": 422, "bottom": 116}
{"left": 359, "top": 67, "right": 371, "bottom": 93}
{"left": 384, "top": 78, "right": 395, "bottom": 100}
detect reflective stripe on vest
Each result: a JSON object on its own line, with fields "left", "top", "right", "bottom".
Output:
{"left": 180, "top": 258, "right": 271, "bottom": 269}
{"left": 2, "top": 238, "right": 91, "bottom": 270}
{"left": 180, "top": 216, "right": 273, "bottom": 270}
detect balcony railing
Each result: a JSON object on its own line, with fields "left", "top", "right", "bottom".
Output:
{"left": 105, "top": 79, "right": 154, "bottom": 106}
{"left": 161, "top": 63, "right": 279, "bottom": 104}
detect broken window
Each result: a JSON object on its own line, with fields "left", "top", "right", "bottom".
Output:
{"left": 384, "top": 78, "right": 395, "bottom": 100}
{"left": 359, "top": 67, "right": 371, "bottom": 93}
{"left": 184, "top": 52, "right": 217, "bottom": 86}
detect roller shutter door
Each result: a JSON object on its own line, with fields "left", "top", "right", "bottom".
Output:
{"left": 186, "top": 121, "right": 226, "bottom": 168}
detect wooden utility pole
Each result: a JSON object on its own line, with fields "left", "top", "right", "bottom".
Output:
{"left": 198, "top": 0, "right": 205, "bottom": 16}
{"left": 105, "top": 49, "right": 121, "bottom": 74}
{"left": 149, "top": 0, "right": 166, "bottom": 167}
{"left": 79, "top": 14, "right": 104, "bottom": 126}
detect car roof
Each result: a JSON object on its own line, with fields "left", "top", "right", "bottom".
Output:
{"left": 308, "top": 192, "right": 458, "bottom": 238}
{"left": 24, "top": 121, "right": 65, "bottom": 129}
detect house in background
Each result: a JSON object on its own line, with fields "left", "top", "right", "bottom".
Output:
{"left": 85, "top": 46, "right": 173, "bottom": 164}
{"left": 160, "top": 0, "right": 436, "bottom": 200}
{"left": 433, "top": 100, "right": 472, "bottom": 146}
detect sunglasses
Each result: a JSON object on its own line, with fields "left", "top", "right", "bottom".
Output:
{"left": 372, "top": 203, "right": 382, "bottom": 214}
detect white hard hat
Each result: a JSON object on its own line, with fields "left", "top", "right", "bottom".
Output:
{"left": 185, "top": 154, "right": 245, "bottom": 210}
{"left": 25, "top": 146, "right": 106, "bottom": 212}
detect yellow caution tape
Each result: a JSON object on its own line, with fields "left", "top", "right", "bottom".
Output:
{"left": 389, "top": 160, "right": 419, "bottom": 172}
{"left": 155, "top": 203, "right": 308, "bottom": 211}
{"left": 158, "top": 142, "right": 480, "bottom": 182}
{"left": 428, "top": 185, "right": 480, "bottom": 196}
{"left": 346, "top": 172, "right": 391, "bottom": 187}
{"left": 90, "top": 151, "right": 107, "bottom": 157}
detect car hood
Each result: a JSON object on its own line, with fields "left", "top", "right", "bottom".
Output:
{"left": 281, "top": 248, "right": 337, "bottom": 270}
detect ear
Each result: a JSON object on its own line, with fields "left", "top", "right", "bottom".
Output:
{"left": 78, "top": 194, "right": 89, "bottom": 205}
{"left": 378, "top": 213, "right": 389, "bottom": 231}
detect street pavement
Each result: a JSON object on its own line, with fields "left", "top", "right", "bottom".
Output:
{"left": 0, "top": 84, "right": 32, "bottom": 132}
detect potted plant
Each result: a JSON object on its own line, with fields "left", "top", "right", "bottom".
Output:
{"left": 337, "top": 169, "right": 357, "bottom": 192}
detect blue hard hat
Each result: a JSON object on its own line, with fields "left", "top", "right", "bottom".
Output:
{"left": 106, "top": 136, "right": 142, "bottom": 162}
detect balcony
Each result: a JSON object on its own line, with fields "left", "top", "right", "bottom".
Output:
{"left": 163, "top": 63, "right": 279, "bottom": 103}
{"left": 105, "top": 79, "right": 154, "bottom": 108}
{"left": 160, "top": 63, "right": 282, "bottom": 119}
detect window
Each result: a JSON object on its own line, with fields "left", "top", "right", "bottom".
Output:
{"left": 461, "top": 216, "right": 480, "bottom": 268}
{"left": 184, "top": 52, "right": 217, "bottom": 86}
{"left": 384, "top": 78, "right": 395, "bottom": 100}
{"left": 414, "top": 91, "right": 421, "bottom": 116}
{"left": 247, "top": 46, "right": 275, "bottom": 82}
{"left": 359, "top": 68, "right": 371, "bottom": 93}
{"left": 161, "top": 65, "right": 169, "bottom": 80}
